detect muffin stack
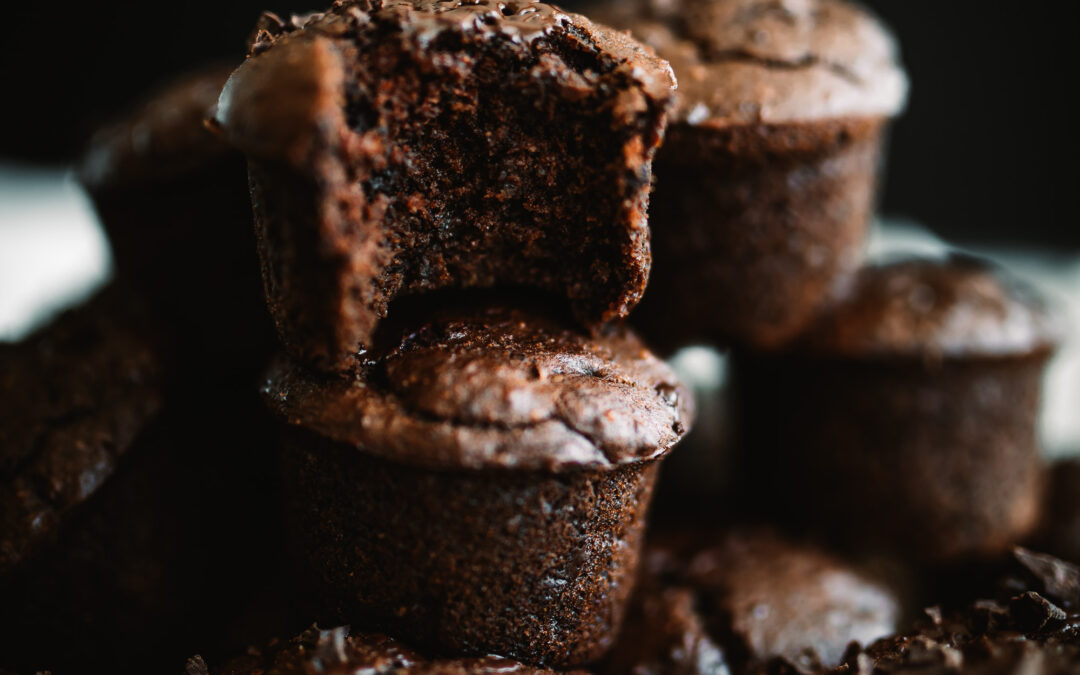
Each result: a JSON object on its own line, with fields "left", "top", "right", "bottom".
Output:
{"left": 1, "top": 0, "right": 1078, "bottom": 673}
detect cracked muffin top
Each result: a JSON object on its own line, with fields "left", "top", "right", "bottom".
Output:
{"left": 797, "top": 255, "right": 1062, "bottom": 360}
{"left": 589, "top": 0, "right": 907, "bottom": 126}
{"left": 262, "top": 302, "right": 692, "bottom": 472}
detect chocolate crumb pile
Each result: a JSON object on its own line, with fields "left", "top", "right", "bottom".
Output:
{"left": 1, "top": 0, "right": 1076, "bottom": 673}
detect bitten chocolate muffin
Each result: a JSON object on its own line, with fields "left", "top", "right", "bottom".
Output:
{"left": 733, "top": 256, "right": 1061, "bottom": 563}
{"left": 196, "top": 625, "right": 589, "bottom": 674}
{"left": 216, "top": 0, "right": 676, "bottom": 371}
{"left": 78, "top": 65, "right": 273, "bottom": 368}
{"left": 602, "top": 529, "right": 900, "bottom": 673}
{"left": 587, "top": 0, "right": 907, "bottom": 352}
{"left": 265, "top": 302, "right": 691, "bottom": 667}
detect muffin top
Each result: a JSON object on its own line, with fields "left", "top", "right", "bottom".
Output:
{"left": 0, "top": 289, "right": 163, "bottom": 575}
{"left": 203, "top": 625, "right": 587, "bottom": 674}
{"left": 79, "top": 65, "right": 234, "bottom": 189}
{"left": 797, "top": 255, "right": 1061, "bottom": 360}
{"left": 589, "top": 0, "right": 907, "bottom": 126}
{"left": 263, "top": 303, "right": 692, "bottom": 472}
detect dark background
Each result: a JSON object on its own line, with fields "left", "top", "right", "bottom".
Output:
{"left": 0, "top": 1, "right": 1072, "bottom": 249}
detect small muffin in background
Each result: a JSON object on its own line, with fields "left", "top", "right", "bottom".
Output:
{"left": 78, "top": 65, "right": 274, "bottom": 370}
{"left": 264, "top": 300, "right": 692, "bottom": 668}
{"left": 215, "top": 0, "right": 676, "bottom": 372}
{"left": 733, "top": 255, "right": 1061, "bottom": 564}
{"left": 587, "top": 0, "right": 907, "bottom": 353}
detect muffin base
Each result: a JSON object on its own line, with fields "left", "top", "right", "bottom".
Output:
{"left": 281, "top": 426, "right": 660, "bottom": 667}
{"left": 732, "top": 353, "right": 1047, "bottom": 563}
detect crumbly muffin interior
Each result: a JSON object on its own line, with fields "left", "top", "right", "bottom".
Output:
{"left": 331, "top": 24, "right": 661, "bottom": 325}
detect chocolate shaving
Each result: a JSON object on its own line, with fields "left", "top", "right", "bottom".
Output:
{"left": 1015, "top": 548, "right": 1080, "bottom": 608}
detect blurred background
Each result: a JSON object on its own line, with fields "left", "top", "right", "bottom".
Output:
{"left": 1, "top": 1, "right": 1077, "bottom": 454}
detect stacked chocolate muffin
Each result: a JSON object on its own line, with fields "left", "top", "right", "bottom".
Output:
{"left": 2, "top": 0, "right": 1078, "bottom": 673}
{"left": 211, "top": 1, "right": 695, "bottom": 667}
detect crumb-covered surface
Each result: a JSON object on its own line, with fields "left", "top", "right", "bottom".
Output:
{"left": 264, "top": 303, "right": 691, "bottom": 471}
{"left": 815, "top": 550, "right": 1080, "bottom": 675}
{"left": 217, "top": 0, "right": 676, "bottom": 371}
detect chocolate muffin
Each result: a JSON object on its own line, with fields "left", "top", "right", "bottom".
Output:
{"left": 0, "top": 289, "right": 177, "bottom": 673}
{"left": 587, "top": 0, "right": 907, "bottom": 352}
{"left": 1034, "top": 459, "right": 1080, "bottom": 564}
{"left": 265, "top": 302, "right": 692, "bottom": 667}
{"left": 733, "top": 256, "right": 1061, "bottom": 563}
{"left": 198, "top": 625, "right": 590, "bottom": 674}
{"left": 0, "top": 289, "right": 162, "bottom": 580}
{"left": 602, "top": 529, "right": 900, "bottom": 673}
{"left": 0, "top": 290, "right": 288, "bottom": 673}
{"left": 215, "top": 0, "right": 676, "bottom": 372}
{"left": 78, "top": 65, "right": 273, "bottom": 368}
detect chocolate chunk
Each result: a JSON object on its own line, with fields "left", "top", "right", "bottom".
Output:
{"left": 1015, "top": 548, "right": 1080, "bottom": 609}
{"left": 1009, "top": 592, "right": 1067, "bottom": 633}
